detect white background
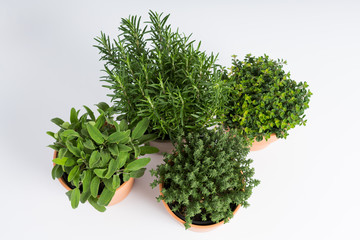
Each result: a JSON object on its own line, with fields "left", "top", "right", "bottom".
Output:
{"left": 1, "top": 0, "right": 359, "bottom": 239}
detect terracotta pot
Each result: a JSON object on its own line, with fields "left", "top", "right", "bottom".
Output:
{"left": 53, "top": 151, "right": 134, "bottom": 206}
{"left": 159, "top": 183, "right": 241, "bottom": 232}
{"left": 250, "top": 134, "right": 278, "bottom": 151}
{"left": 149, "top": 140, "right": 175, "bottom": 154}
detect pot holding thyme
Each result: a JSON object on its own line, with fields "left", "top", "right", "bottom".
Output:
{"left": 151, "top": 129, "right": 260, "bottom": 231}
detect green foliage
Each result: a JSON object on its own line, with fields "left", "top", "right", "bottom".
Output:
{"left": 94, "top": 11, "right": 227, "bottom": 140}
{"left": 48, "top": 103, "right": 157, "bottom": 211}
{"left": 151, "top": 129, "right": 260, "bottom": 229}
{"left": 224, "top": 54, "right": 312, "bottom": 141}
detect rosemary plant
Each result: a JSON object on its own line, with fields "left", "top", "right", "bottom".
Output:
{"left": 94, "top": 11, "right": 227, "bottom": 140}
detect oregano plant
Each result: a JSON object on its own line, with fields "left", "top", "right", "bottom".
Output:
{"left": 151, "top": 129, "right": 260, "bottom": 229}
{"left": 94, "top": 11, "right": 227, "bottom": 140}
{"left": 224, "top": 54, "right": 312, "bottom": 142}
{"left": 47, "top": 103, "right": 158, "bottom": 212}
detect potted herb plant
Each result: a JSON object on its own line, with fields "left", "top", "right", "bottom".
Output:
{"left": 47, "top": 103, "right": 158, "bottom": 211}
{"left": 223, "top": 54, "right": 312, "bottom": 151}
{"left": 150, "top": 129, "right": 260, "bottom": 231}
{"left": 94, "top": 11, "right": 227, "bottom": 153}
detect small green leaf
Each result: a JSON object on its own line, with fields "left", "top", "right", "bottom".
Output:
{"left": 123, "top": 173, "right": 130, "bottom": 182}
{"left": 137, "top": 134, "right": 158, "bottom": 144}
{"left": 88, "top": 197, "right": 106, "bottom": 212}
{"left": 119, "top": 119, "right": 128, "bottom": 131}
{"left": 82, "top": 170, "right": 91, "bottom": 192}
{"left": 130, "top": 168, "right": 146, "bottom": 178}
{"left": 94, "top": 168, "right": 107, "bottom": 178}
{"left": 87, "top": 124, "right": 104, "bottom": 144}
{"left": 70, "top": 108, "right": 78, "bottom": 124}
{"left": 96, "top": 102, "right": 110, "bottom": 112}
{"left": 134, "top": 145, "right": 140, "bottom": 158}
{"left": 105, "top": 159, "right": 118, "bottom": 179}
{"left": 51, "top": 164, "right": 63, "bottom": 179}
{"left": 68, "top": 165, "right": 80, "bottom": 182}
{"left": 89, "top": 151, "right": 101, "bottom": 168}
{"left": 112, "top": 175, "right": 121, "bottom": 189}
{"left": 46, "top": 131, "right": 56, "bottom": 139}
{"left": 90, "top": 176, "right": 100, "bottom": 197}
{"left": 51, "top": 118, "right": 64, "bottom": 127}
{"left": 83, "top": 105, "right": 95, "bottom": 121}
{"left": 125, "top": 157, "right": 150, "bottom": 172}
{"left": 71, "top": 188, "right": 80, "bottom": 209}
{"left": 64, "top": 158, "right": 76, "bottom": 167}
{"left": 65, "top": 141, "right": 81, "bottom": 157}
{"left": 118, "top": 144, "right": 132, "bottom": 152}
{"left": 140, "top": 146, "right": 159, "bottom": 154}
{"left": 83, "top": 139, "right": 96, "bottom": 150}
{"left": 61, "top": 122, "right": 70, "bottom": 129}
{"left": 100, "top": 149, "right": 111, "bottom": 166}
{"left": 61, "top": 129, "right": 80, "bottom": 139}
{"left": 117, "top": 152, "right": 129, "bottom": 169}
{"left": 97, "top": 187, "right": 115, "bottom": 206}
{"left": 80, "top": 191, "right": 91, "bottom": 204}
{"left": 108, "top": 144, "right": 119, "bottom": 156}
{"left": 52, "top": 157, "right": 68, "bottom": 166}
{"left": 132, "top": 118, "right": 149, "bottom": 139}
{"left": 107, "top": 131, "right": 130, "bottom": 144}
{"left": 95, "top": 113, "right": 105, "bottom": 129}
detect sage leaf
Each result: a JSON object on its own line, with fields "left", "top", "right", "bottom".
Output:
{"left": 94, "top": 168, "right": 107, "bottom": 178}
{"left": 51, "top": 117, "right": 64, "bottom": 127}
{"left": 80, "top": 191, "right": 91, "bottom": 204}
{"left": 71, "top": 188, "right": 80, "bottom": 209}
{"left": 97, "top": 187, "right": 115, "bottom": 206}
{"left": 112, "top": 175, "right": 121, "bottom": 189}
{"left": 83, "top": 139, "right": 96, "bottom": 150}
{"left": 125, "top": 157, "right": 150, "bottom": 171}
{"left": 51, "top": 164, "right": 63, "bottom": 179}
{"left": 52, "top": 157, "right": 68, "bottom": 166}
{"left": 105, "top": 159, "right": 118, "bottom": 179}
{"left": 70, "top": 108, "right": 78, "bottom": 124}
{"left": 130, "top": 168, "right": 146, "bottom": 178}
{"left": 86, "top": 123, "right": 104, "bottom": 144}
{"left": 88, "top": 197, "right": 106, "bottom": 212}
{"left": 83, "top": 105, "right": 95, "bottom": 121}
{"left": 68, "top": 165, "right": 80, "bottom": 182}
{"left": 89, "top": 151, "right": 101, "bottom": 168}
{"left": 90, "top": 176, "right": 100, "bottom": 198}
{"left": 131, "top": 118, "right": 149, "bottom": 139}
{"left": 140, "top": 146, "right": 159, "bottom": 154}
{"left": 65, "top": 141, "right": 81, "bottom": 157}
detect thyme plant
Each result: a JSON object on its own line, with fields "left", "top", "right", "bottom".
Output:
{"left": 151, "top": 129, "right": 260, "bottom": 229}
{"left": 48, "top": 103, "right": 158, "bottom": 211}
{"left": 94, "top": 11, "right": 227, "bottom": 140}
{"left": 224, "top": 54, "right": 312, "bottom": 141}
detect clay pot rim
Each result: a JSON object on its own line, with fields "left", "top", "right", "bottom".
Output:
{"left": 159, "top": 183, "right": 241, "bottom": 231}
{"left": 53, "top": 151, "right": 133, "bottom": 194}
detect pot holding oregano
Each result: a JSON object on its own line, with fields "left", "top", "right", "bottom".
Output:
{"left": 94, "top": 11, "right": 227, "bottom": 152}
{"left": 223, "top": 54, "right": 312, "bottom": 151}
{"left": 150, "top": 129, "right": 260, "bottom": 231}
{"left": 47, "top": 103, "right": 158, "bottom": 211}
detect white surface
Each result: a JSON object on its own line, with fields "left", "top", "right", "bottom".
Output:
{"left": 1, "top": 1, "right": 359, "bottom": 239}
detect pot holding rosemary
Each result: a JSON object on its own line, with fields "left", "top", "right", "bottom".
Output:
{"left": 150, "top": 129, "right": 260, "bottom": 231}
{"left": 47, "top": 103, "right": 158, "bottom": 211}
